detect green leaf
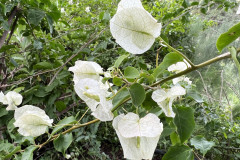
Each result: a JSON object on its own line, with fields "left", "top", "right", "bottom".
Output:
{"left": 45, "top": 80, "right": 59, "bottom": 92}
{"left": 46, "top": 14, "right": 54, "bottom": 33}
{"left": 112, "top": 88, "right": 130, "bottom": 108}
{"left": 0, "top": 108, "right": 8, "bottom": 117}
{"left": 33, "top": 40, "right": 43, "bottom": 50}
{"left": 114, "top": 54, "right": 129, "bottom": 68}
{"left": 21, "top": 145, "right": 38, "bottom": 160}
{"left": 161, "top": 123, "right": 176, "bottom": 138}
{"left": 103, "top": 12, "right": 111, "bottom": 22}
{"left": 170, "top": 132, "right": 181, "bottom": 145}
{"left": 162, "top": 145, "right": 194, "bottom": 160}
{"left": 174, "top": 106, "right": 195, "bottom": 143}
{"left": 191, "top": 2, "right": 199, "bottom": 6}
{"left": 47, "top": 8, "right": 61, "bottom": 22}
{"left": 216, "top": 22, "right": 240, "bottom": 52}
{"left": 153, "top": 52, "right": 183, "bottom": 78}
{"left": 129, "top": 83, "right": 145, "bottom": 107}
{"left": 3, "top": 146, "right": 21, "bottom": 160}
{"left": 55, "top": 101, "right": 66, "bottom": 112}
{"left": 229, "top": 47, "right": 240, "bottom": 76}
{"left": 51, "top": 116, "right": 77, "bottom": 135}
{"left": 0, "top": 45, "right": 15, "bottom": 52}
{"left": 10, "top": 57, "right": 18, "bottom": 67}
{"left": 56, "top": 70, "right": 71, "bottom": 80}
{"left": 33, "top": 62, "right": 53, "bottom": 70}
{"left": 20, "top": 37, "right": 31, "bottom": 50}
{"left": 53, "top": 133, "right": 73, "bottom": 154}
{"left": 124, "top": 66, "right": 140, "bottom": 79}
{"left": 186, "top": 89, "right": 204, "bottom": 103}
{"left": 28, "top": 9, "right": 45, "bottom": 26}
{"left": 190, "top": 135, "right": 215, "bottom": 156}
{"left": 142, "top": 91, "right": 158, "bottom": 110}
{"left": 113, "top": 77, "right": 123, "bottom": 86}
{"left": 182, "top": 0, "right": 190, "bottom": 8}
{"left": 200, "top": 7, "right": 207, "bottom": 14}
{"left": 34, "top": 87, "right": 49, "bottom": 97}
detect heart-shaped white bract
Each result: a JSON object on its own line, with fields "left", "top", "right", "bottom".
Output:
{"left": 68, "top": 60, "right": 103, "bottom": 84}
{"left": 110, "top": 0, "right": 161, "bottom": 54}
{"left": 14, "top": 105, "right": 53, "bottom": 137}
{"left": 0, "top": 91, "right": 23, "bottom": 110}
{"left": 152, "top": 85, "right": 186, "bottom": 117}
{"left": 74, "top": 78, "right": 114, "bottom": 121}
{"left": 168, "top": 59, "right": 191, "bottom": 73}
{"left": 113, "top": 113, "right": 163, "bottom": 160}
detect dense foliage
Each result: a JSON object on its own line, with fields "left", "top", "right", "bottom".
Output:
{"left": 0, "top": 0, "right": 240, "bottom": 159}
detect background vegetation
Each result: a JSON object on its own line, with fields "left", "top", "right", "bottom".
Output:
{"left": 0, "top": 0, "right": 240, "bottom": 159}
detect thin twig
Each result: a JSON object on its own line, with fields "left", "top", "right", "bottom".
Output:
{"left": 0, "top": 5, "right": 20, "bottom": 49}
{"left": 156, "top": 46, "right": 162, "bottom": 67}
{"left": 196, "top": 70, "right": 213, "bottom": 103}
{"left": 77, "top": 108, "right": 90, "bottom": 123}
{"left": 163, "top": 7, "right": 192, "bottom": 28}
{"left": 0, "top": 67, "right": 60, "bottom": 88}
{"left": 224, "top": 80, "right": 240, "bottom": 100}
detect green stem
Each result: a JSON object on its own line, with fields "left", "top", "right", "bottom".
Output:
{"left": 151, "top": 51, "right": 232, "bottom": 87}
{"left": 107, "top": 84, "right": 127, "bottom": 100}
{"left": 159, "top": 37, "right": 195, "bottom": 67}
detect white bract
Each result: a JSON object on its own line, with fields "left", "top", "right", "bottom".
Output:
{"left": 14, "top": 105, "right": 53, "bottom": 137}
{"left": 85, "top": 7, "right": 90, "bottom": 13}
{"left": 173, "top": 76, "right": 192, "bottom": 85}
{"left": 113, "top": 113, "right": 163, "bottom": 160}
{"left": 74, "top": 78, "right": 113, "bottom": 121}
{"left": 168, "top": 60, "right": 191, "bottom": 73}
{"left": 152, "top": 85, "right": 186, "bottom": 117}
{"left": 0, "top": 91, "right": 23, "bottom": 110}
{"left": 68, "top": 60, "right": 103, "bottom": 84}
{"left": 110, "top": 0, "right": 161, "bottom": 54}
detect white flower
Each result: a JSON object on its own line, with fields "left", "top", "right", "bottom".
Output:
{"left": 168, "top": 59, "right": 191, "bottom": 73}
{"left": 68, "top": 60, "right": 103, "bottom": 84}
{"left": 152, "top": 85, "right": 186, "bottom": 117}
{"left": 173, "top": 76, "right": 192, "bottom": 85}
{"left": 0, "top": 91, "right": 23, "bottom": 110}
{"left": 85, "top": 7, "right": 90, "bottom": 13}
{"left": 113, "top": 113, "right": 163, "bottom": 160}
{"left": 14, "top": 105, "right": 53, "bottom": 137}
{"left": 74, "top": 78, "right": 113, "bottom": 121}
{"left": 65, "top": 154, "right": 71, "bottom": 159}
{"left": 110, "top": 0, "right": 161, "bottom": 54}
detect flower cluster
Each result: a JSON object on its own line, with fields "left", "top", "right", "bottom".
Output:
{"left": 69, "top": 60, "right": 114, "bottom": 121}
{"left": 0, "top": 91, "right": 53, "bottom": 137}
